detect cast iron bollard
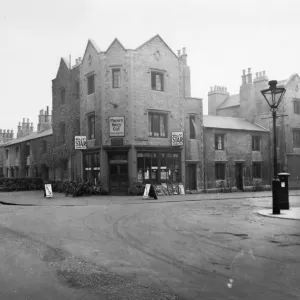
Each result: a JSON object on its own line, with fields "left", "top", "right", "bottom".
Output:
{"left": 277, "top": 173, "right": 290, "bottom": 210}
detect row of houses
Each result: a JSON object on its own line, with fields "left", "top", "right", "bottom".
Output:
{"left": 1, "top": 35, "right": 299, "bottom": 193}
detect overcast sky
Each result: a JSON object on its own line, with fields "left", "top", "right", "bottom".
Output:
{"left": 1, "top": 0, "right": 299, "bottom": 135}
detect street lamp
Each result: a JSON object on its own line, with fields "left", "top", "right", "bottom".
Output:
{"left": 261, "top": 80, "right": 286, "bottom": 214}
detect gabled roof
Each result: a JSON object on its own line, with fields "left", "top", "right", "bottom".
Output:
{"left": 82, "top": 39, "right": 101, "bottom": 61}
{"left": 4, "top": 128, "right": 53, "bottom": 147}
{"left": 217, "top": 94, "right": 240, "bottom": 109}
{"left": 106, "top": 38, "right": 126, "bottom": 52}
{"left": 278, "top": 73, "right": 300, "bottom": 87}
{"left": 203, "top": 115, "right": 268, "bottom": 132}
{"left": 135, "top": 34, "right": 178, "bottom": 60}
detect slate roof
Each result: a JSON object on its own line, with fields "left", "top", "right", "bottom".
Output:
{"left": 203, "top": 115, "right": 269, "bottom": 132}
{"left": 4, "top": 128, "right": 53, "bottom": 146}
{"left": 217, "top": 94, "right": 240, "bottom": 109}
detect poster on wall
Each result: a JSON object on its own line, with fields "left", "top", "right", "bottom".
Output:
{"left": 75, "top": 136, "right": 87, "bottom": 149}
{"left": 109, "top": 117, "right": 125, "bottom": 137}
{"left": 172, "top": 132, "right": 184, "bottom": 146}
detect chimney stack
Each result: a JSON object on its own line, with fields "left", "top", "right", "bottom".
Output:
{"left": 30, "top": 122, "right": 34, "bottom": 132}
{"left": 247, "top": 68, "right": 252, "bottom": 84}
{"left": 242, "top": 69, "right": 246, "bottom": 85}
{"left": 181, "top": 47, "right": 187, "bottom": 65}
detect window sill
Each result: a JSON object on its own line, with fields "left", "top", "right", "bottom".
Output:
{"left": 148, "top": 136, "right": 168, "bottom": 139}
{"left": 151, "top": 89, "right": 164, "bottom": 92}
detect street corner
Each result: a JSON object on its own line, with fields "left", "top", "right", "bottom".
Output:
{"left": 257, "top": 207, "right": 300, "bottom": 221}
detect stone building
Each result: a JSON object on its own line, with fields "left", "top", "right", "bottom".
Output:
{"left": 208, "top": 69, "right": 300, "bottom": 187}
{"left": 76, "top": 35, "right": 203, "bottom": 193}
{"left": 203, "top": 115, "right": 270, "bottom": 190}
{"left": 3, "top": 109, "right": 52, "bottom": 179}
{"left": 0, "top": 129, "right": 14, "bottom": 176}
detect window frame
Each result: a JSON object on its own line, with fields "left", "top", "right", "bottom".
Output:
{"left": 293, "top": 129, "right": 300, "bottom": 148}
{"left": 252, "top": 162, "right": 262, "bottom": 179}
{"left": 215, "top": 163, "right": 226, "bottom": 180}
{"left": 189, "top": 115, "right": 196, "bottom": 139}
{"left": 294, "top": 98, "right": 300, "bottom": 114}
{"left": 60, "top": 87, "right": 66, "bottom": 105}
{"left": 148, "top": 111, "right": 168, "bottom": 138}
{"left": 215, "top": 134, "right": 225, "bottom": 150}
{"left": 87, "top": 73, "right": 95, "bottom": 95}
{"left": 252, "top": 136, "right": 261, "bottom": 151}
{"left": 112, "top": 68, "right": 121, "bottom": 89}
{"left": 151, "top": 70, "right": 164, "bottom": 92}
{"left": 87, "top": 113, "right": 95, "bottom": 140}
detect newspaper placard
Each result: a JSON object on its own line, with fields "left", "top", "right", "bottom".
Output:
{"left": 172, "top": 132, "right": 184, "bottom": 146}
{"left": 75, "top": 136, "right": 87, "bottom": 149}
{"left": 45, "top": 184, "right": 53, "bottom": 198}
{"left": 109, "top": 117, "right": 125, "bottom": 137}
{"left": 143, "top": 184, "right": 151, "bottom": 199}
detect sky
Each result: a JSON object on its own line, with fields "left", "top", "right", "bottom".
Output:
{"left": 1, "top": 0, "right": 300, "bottom": 135}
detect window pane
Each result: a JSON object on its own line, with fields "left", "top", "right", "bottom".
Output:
{"left": 148, "top": 114, "right": 152, "bottom": 136}
{"left": 113, "top": 69, "right": 121, "bottom": 88}
{"left": 190, "top": 116, "right": 196, "bottom": 139}
{"left": 153, "top": 115, "right": 160, "bottom": 136}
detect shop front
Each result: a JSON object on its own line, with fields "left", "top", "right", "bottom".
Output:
{"left": 136, "top": 149, "right": 181, "bottom": 184}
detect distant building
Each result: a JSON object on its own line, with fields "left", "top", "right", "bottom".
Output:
{"left": 208, "top": 69, "right": 300, "bottom": 187}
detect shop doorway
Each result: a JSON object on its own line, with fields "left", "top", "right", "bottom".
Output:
{"left": 187, "top": 164, "right": 197, "bottom": 190}
{"left": 108, "top": 152, "right": 128, "bottom": 194}
{"left": 235, "top": 163, "right": 243, "bottom": 190}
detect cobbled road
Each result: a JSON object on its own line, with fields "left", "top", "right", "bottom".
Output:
{"left": 0, "top": 195, "right": 299, "bottom": 299}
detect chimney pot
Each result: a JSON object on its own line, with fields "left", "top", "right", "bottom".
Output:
{"left": 182, "top": 47, "right": 186, "bottom": 55}
{"left": 177, "top": 50, "right": 181, "bottom": 57}
{"left": 23, "top": 118, "right": 25, "bottom": 123}
{"left": 248, "top": 68, "right": 251, "bottom": 73}
{"left": 27, "top": 118, "right": 29, "bottom": 123}
{"left": 243, "top": 69, "right": 246, "bottom": 75}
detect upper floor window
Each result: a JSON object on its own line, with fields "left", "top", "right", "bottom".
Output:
{"left": 189, "top": 115, "right": 196, "bottom": 139}
{"left": 293, "top": 129, "right": 300, "bottom": 147}
{"left": 42, "top": 140, "right": 47, "bottom": 153}
{"left": 87, "top": 74, "right": 95, "bottom": 95}
{"left": 76, "top": 80, "right": 80, "bottom": 99}
{"left": 252, "top": 136, "right": 261, "bottom": 151}
{"left": 59, "top": 122, "right": 66, "bottom": 144}
{"left": 6, "top": 150, "right": 8, "bottom": 159}
{"left": 294, "top": 98, "right": 300, "bottom": 114}
{"left": 148, "top": 112, "right": 167, "bottom": 138}
{"left": 252, "top": 162, "right": 262, "bottom": 178}
{"left": 151, "top": 71, "right": 164, "bottom": 91}
{"left": 112, "top": 68, "right": 121, "bottom": 88}
{"left": 88, "top": 113, "right": 95, "bottom": 140}
{"left": 215, "top": 163, "right": 225, "bottom": 180}
{"left": 215, "top": 134, "right": 224, "bottom": 150}
{"left": 60, "top": 87, "right": 66, "bottom": 105}
{"left": 16, "top": 147, "right": 19, "bottom": 157}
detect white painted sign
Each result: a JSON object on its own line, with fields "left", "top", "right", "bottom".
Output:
{"left": 45, "top": 184, "right": 53, "bottom": 198}
{"left": 143, "top": 184, "right": 151, "bottom": 199}
{"left": 109, "top": 117, "right": 125, "bottom": 137}
{"left": 75, "top": 136, "right": 87, "bottom": 149}
{"left": 172, "top": 132, "right": 184, "bottom": 146}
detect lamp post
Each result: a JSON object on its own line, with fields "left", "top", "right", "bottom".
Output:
{"left": 261, "top": 80, "right": 286, "bottom": 214}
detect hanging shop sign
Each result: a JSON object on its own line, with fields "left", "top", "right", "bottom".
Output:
{"left": 75, "top": 136, "right": 87, "bottom": 149}
{"left": 172, "top": 132, "right": 184, "bottom": 146}
{"left": 109, "top": 117, "right": 125, "bottom": 137}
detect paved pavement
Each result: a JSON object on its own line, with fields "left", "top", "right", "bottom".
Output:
{"left": 1, "top": 189, "right": 300, "bottom": 220}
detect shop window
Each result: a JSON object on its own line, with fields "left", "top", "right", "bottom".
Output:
{"left": 112, "top": 68, "right": 121, "bottom": 88}
{"left": 189, "top": 115, "right": 196, "bottom": 139}
{"left": 87, "top": 74, "right": 95, "bottom": 95}
{"left": 151, "top": 71, "right": 164, "bottom": 91}
{"left": 215, "top": 134, "right": 224, "bottom": 150}
{"left": 252, "top": 162, "right": 262, "bottom": 178}
{"left": 87, "top": 113, "right": 95, "bottom": 139}
{"left": 84, "top": 152, "right": 100, "bottom": 183}
{"left": 293, "top": 129, "right": 300, "bottom": 147}
{"left": 148, "top": 112, "right": 168, "bottom": 137}
{"left": 252, "top": 136, "right": 261, "bottom": 151}
{"left": 215, "top": 163, "right": 225, "bottom": 180}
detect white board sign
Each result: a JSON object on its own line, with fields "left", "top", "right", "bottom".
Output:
{"left": 109, "top": 117, "right": 125, "bottom": 137}
{"left": 45, "top": 184, "right": 53, "bottom": 198}
{"left": 172, "top": 132, "right": 184, "bottom": 146}
{"left": 143, "top": 184, "right": 151, "bottom": 199}
{"left": 75, "top": 136, "right": 87, "bottom": 149}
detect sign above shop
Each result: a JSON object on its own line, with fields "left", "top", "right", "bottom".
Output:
{"left": 75, "top": 136, "right": 87, "bottom": 149}
{"left": 171, "top": 132, "right": 184, "bottom": 146}
{"left": 111, "top": 137, "right": 124, "bottom": 146}
{"left": 109, "top": 117, "right": 125, "bottom": 137}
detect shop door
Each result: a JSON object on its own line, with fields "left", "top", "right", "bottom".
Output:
{"left": 235, "top": 163, "right": 243, "bottom": 190}
{"left": 187, "top": 164, "right": 197, "bottom": 190}
{"left": 109, "top": 164, "right": 128, "bottom": 194}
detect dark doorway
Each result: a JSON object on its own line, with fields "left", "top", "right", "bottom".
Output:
{"left": 235, "top": 163, "right": 243, "bottom": 190}
{"left": 109, "top": 163, "right": 128, "bottom": 194}
{"left": 187, "top": 164, "right": 197, "bottom": 190}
